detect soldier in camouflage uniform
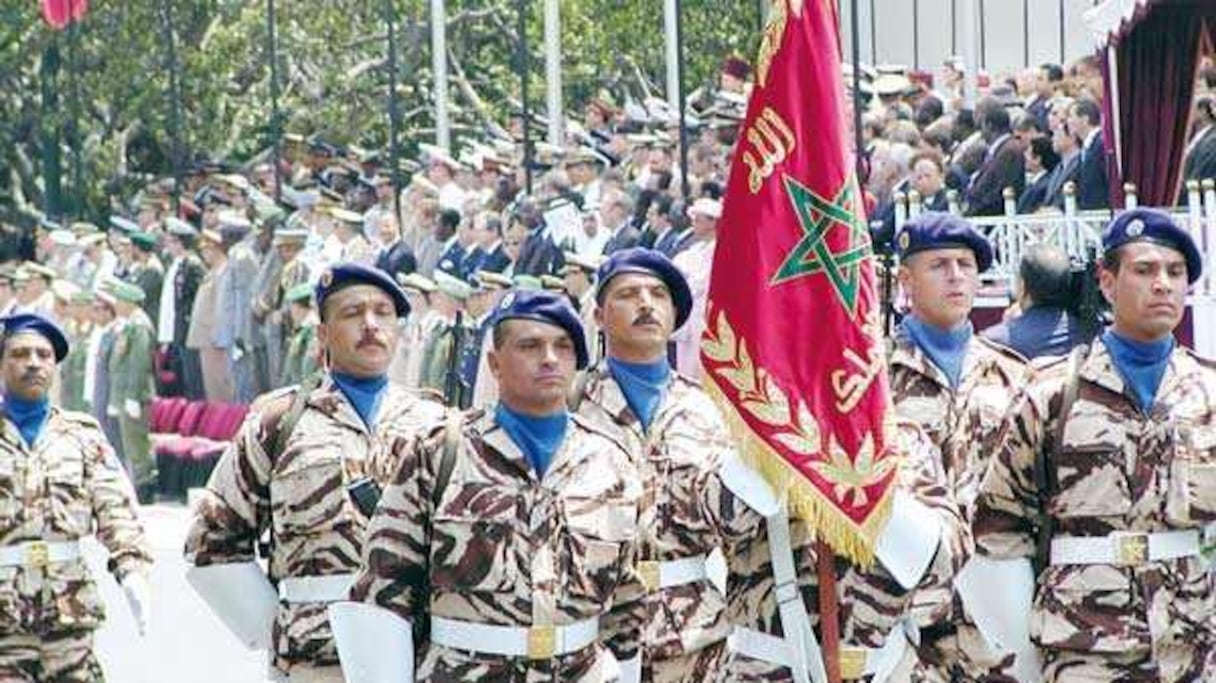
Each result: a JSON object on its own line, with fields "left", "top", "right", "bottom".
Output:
{"left": 0, "top": 313, "right": 152, "bottom": 682}
{"left": 101, "top": 279, "right": 157, "bottom": 501}
{"left": 887, "top": 213, "right": 1033, "bottom": 680}
{"left": 184, "top": 263, "right": 443, "bottom": 683}
{"left": 974, "top": 208, "right": 1216, "bottom": 682}
{"left": 716, "top": 418, "right": 969, "bottom": 683}
{"left": 572, "top": 248, "right": 731, "bottom": 682}
{"left": 336, "top": 290, "right": 646, "bottom": 682}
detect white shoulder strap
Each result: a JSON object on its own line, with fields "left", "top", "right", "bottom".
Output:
{"left": 765, "top": 510, "right": 827, "bottom": 683}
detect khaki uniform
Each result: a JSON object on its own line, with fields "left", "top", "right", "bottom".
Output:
{"left": 0, "top": 409, "right": 152, "bottom": 681}
{"left": 889, "top": 330, "right": 1031, "bottom": 680}
{"left": 974, "top": 341, "right": 1216, "bottom": 682}
{"left": 719, "top": 422, "right": 970, "bottom": 682}
{"left": 349, "top": 410, "right": 647, "bottom": 682}
{"left": 183, "top": 377, "right": 443, "bottom": 677}
{"left": 107, "top": 310, "right": 156, "bottom": 489}
{"left": 573, "top": 366, "right": 732, "bottom": 682}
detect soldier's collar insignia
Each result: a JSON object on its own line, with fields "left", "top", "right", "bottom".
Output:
{"left": 1126, "top": 218, "right": 1145, "bottom": 237}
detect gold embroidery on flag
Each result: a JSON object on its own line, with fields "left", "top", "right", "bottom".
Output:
{"left": 742, "top": 107, "right": 797, "bottom": 194}
{"left": 757, "top": 0, "right": 805, "bottom": 87}
{"left": 831, "top": 311, "right": 886, "bottom": 412}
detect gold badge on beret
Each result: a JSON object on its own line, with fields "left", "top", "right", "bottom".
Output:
{"left": 1126, "top": 218, "right": 1145, "bottom": 238}
{"left": 320, "top": 270, "right": 334, "bottom": 288}
{"left": 500, "top": 292, "right": 516, "bottom": 310}
{"left": 897, "top": 230, "right": 911, "bottom": 251}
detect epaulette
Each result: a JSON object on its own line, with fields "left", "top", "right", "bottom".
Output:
{"left": 57, "top": 409, "right": 103, "bottom": 431}
{"left": 975, "top": 335, "right": 1030, "bottom": 367}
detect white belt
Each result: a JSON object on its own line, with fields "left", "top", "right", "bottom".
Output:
{"left": 1051, "top": 530, "right": 1201, "bottom": 566}
{"left": 430, "top": 615, "right": 599, "bottom": 660}
{"left": 0, "top": 540, "right": 81, "bottom": 568}
{"left": 638, "top": 555, "right": 708, "bottom": 592}
{"left": 729, "top": 622, "right": 911, "bottom": 682}
{"left": 278, "top": 574, "right": 356, "bottom": 603}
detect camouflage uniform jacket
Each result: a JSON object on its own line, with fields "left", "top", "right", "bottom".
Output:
{"left": 889, "top": 328, "right": 1031, "bottom": 514}
{"left": 349, "top": 409, "right": 647, "bottom": 682}
{"left": 0, "top": 408, "right": 152, "bottom": 635}
{"left": 973, "top": 340, "right": 1216, "bottom": 676}
{"left": 573, "top": 365, "right": 732, "bottom": 664}
{"left": 719, "top": 421, "right": 970, "bottom": 680}
{"left": 183, "top": 376, "right": 444, "bottom": 671}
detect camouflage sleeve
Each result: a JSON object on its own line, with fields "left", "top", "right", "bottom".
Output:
{"left": 86, "top": 424, "right": 153, "bottom": 581}
{"left": 182, "top": 403, "right": 276, "bottom": 565}
{"left": 348, "top": 429, "right": 434, "bottom": 622}
{"left": 600, "top": 516, "right": 645, "bottom": 661}
{"left": 972, "top": 387, "right": 1050, "bottom": 559}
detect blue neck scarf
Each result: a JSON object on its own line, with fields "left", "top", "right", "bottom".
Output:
{"left": 4, "top": 394, "right": 50, "bottom": 447}
{"left": 495, "top": 403, "right": 569, "bottom": 477}
{"left": 607, "top": 356, "right": 670, "bottom": 432}
{"left": 1101, "top": 329, "right": 1173, "bottom": 411}
{"left": 331, "top": 372, "right": 388, "bottom": 429}
{"left": 903, "top": 315, "right": 973, "bottom": 389}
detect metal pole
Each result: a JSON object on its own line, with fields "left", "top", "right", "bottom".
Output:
{"left": 851, "top": 0, "right": 864, "bottom": 180}
{"left": 266, "top": 0, "right": 283, "bottom": 201}
{"left": 675, "top": 0, "right": 689, "bottom": 200}
{"left": 1057, "top": 0, "right": 1066, "bottom": 65}
{"left": 543, "top": 0, "right": 562, "bottom": 146}
{"left": 160, "top": 0, "right": 185, "bottom": 211}
{"left": 431, "top": 0, "right": 450, "bottom": 150}
{"left": 1022, "top": 0, "right": 1030, "bottom": 68}
{"left": 518, "top": 0, "right": 532, "bottom": 195}
{"left": 664, "top": 0, "right": 680, "bottom": 113}
{"left": 950, "top": 0, "right": 957, "bottom": 55}
{"left": 385, "top": 0, "right": 403, "bottom": 228}
{"left": 912, "top": 0, "right": 919, "bottom": 70}
{"left": 978, "top": 0, "right": 986, "bottom": 71}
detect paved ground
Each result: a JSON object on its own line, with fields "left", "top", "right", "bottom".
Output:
{"left": 89, "top": 503, "right": 267, "bottom": 683}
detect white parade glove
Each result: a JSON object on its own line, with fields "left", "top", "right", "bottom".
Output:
{"left": 122, "top": 573, "right": 151, "bottom": 636}
{"left": 106, "top": 404, "right": 120, "bottom": 418}
{"left": 231, "top": 344, "right": 245, "bottom": 362}
{"left": 124, "top": 399, "right": 142, "bottom": 420}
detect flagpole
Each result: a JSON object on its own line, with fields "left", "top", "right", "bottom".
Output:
{"left": 850, "top": 0, "right": 864, "bottom": 181}
{"left": 674, "top": 0, "right": 690, "bottom": 200}
{"left": 66, "top": 0, "right": 84, "bottom": 217}
{"left": 159, "top": 0, "right": 185, "bottom": 212}
{"left": 266, "top": 0, "right": 282, "bottom": 201}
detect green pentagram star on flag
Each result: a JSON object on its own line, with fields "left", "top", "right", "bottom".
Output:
{"left": 770, "top": 173, "right": 871, "bottom": 315}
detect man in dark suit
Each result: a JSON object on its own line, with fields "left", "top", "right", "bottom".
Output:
{"left": 158, "top": 218, "right": 207, "bottom": 398}
{"left": 1182, "top": 96, "right": 1216, "bottom": 188}
{"left": 965, "top": 98, "right": 1025, "bottom": 216}
{"left": 375, "top": 214, "right": 418, "bottom": 281}
{"left": 1025, "top": 63, "right": 1063, "bottom": 131}
{"left": 1068, "top": 98, "right": 1109, "bottom": 210}
{"left": 512, "top": 200, "right": 563, "bottom": 276}
{"left": 599, "top": 189, "right": 641, "bottom": 255}
{"left": 910, "top": 152, "right": 951, "bottom": 213}
{"left": 1043, "top": 119, "right": 1081, "bottom": 210}
{"left": 464, "top": 212, "right": 511, "bottom": 276}
{"left": 1018, "top": 136, "right": 1060, "bottom": 214}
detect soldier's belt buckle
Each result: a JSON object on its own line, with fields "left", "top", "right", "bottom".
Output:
{"left": 839, "top": 646, "right": 868, "bottom": 680}
{"left": 1113, "top": 532, "right": 1149, "bottom": 566}
{"left": 527, "top": 625, "right": 557, "bottom": 659}
{"left": 638, "top": 560, "right": 661, "bottom": 593}
{"left": 26, "top": 541, "right": 49, "bottom": 569}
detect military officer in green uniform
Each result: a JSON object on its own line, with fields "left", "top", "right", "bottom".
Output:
{"left": 101, "top": 279, "right": 157, "bottom": 501}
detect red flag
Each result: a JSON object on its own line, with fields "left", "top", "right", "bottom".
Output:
{"left": 41, "top": 0, "right": 89, "bottom": 31}
{"left": 701, "top": 0, "right": 896, "bottom": 564}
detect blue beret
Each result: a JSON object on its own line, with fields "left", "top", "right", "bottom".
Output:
{"left": 490, "top": 290, "right": 589, "bottom": 369}
{"left": 895, "top": 212, "right": 993, "bottom": 272}
{"left": 314, "top": 263, "right": 410, "bottom": 318}
{"left": 1103, "top": 208, "right": 1203, "bottom": 284}
{"left": 0, "top": 313, "right": 68, "bottom": 362}
{"left": 594, "top": 247, "right": 694, "bottom": 330}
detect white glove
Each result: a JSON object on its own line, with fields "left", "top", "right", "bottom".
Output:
{"left": 124, "top": 399, "right": 142, "bottom": 420}
{"left": 122, "top": 573, "right": 151, "bottom": 636}
{"left": 615, "top": 654, "right": 641, "bottom": 683}
{"left": 106, "top": 404, "right": 119, "bottom": 418}
{"left": 231, "top": 344, "right": 245, "bottom": 362}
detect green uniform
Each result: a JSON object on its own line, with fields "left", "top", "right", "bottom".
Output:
{"left": 279, "top": 321, "right": 318, "bottom": 387}
{"left": 107, "top": 310, "right": 156, "bottom": 492}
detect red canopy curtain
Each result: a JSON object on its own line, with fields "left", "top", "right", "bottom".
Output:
{"left": 1104, "top": 4, "right": 1214, "bottom": 208}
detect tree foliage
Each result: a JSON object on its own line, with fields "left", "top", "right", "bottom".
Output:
{"left": 0, "top": 0, "right": 762, "bottom": 222}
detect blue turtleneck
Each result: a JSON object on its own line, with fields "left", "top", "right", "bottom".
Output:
{"left": 902, "top": 315, "right": 973, "bottom": 389}
{"left": 495, "top": 403, "right": 569, "bottom": 477}
{"left": 1101, "top": 329, "right": 1173, "bottom": 412}
{"left": 331, "top": 372, "right": 388, "bottom": 428}
{"left": 4, "top": 394, "right": 50, "bottom": 447}
{"left": 607, "top": 356, "right": 671, "bottom": 431}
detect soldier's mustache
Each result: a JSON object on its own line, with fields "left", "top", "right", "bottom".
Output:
{"left": 633, "top": 313, "right": 660, "bottom": 326}
{"left": 356, "top": 335, "right": 386, "bottom": 349}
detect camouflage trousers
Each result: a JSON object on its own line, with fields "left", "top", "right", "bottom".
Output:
{"left": 0, "top": 630, "right": 103, "bottom": 682}
{"left": 268, "top": 663, "right": 342, "bottom": 683}
{"left": 1041, "top": 645, "right": 1213, "bottom": 683}
{"left": 717, "top": 637, "right": 919, "bottom": 682}
{"left": 644, "top": 640, "right": 725, "bottom": 682}
{"left": 913, "top": 624, "right": 1017, "bottom": 682}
